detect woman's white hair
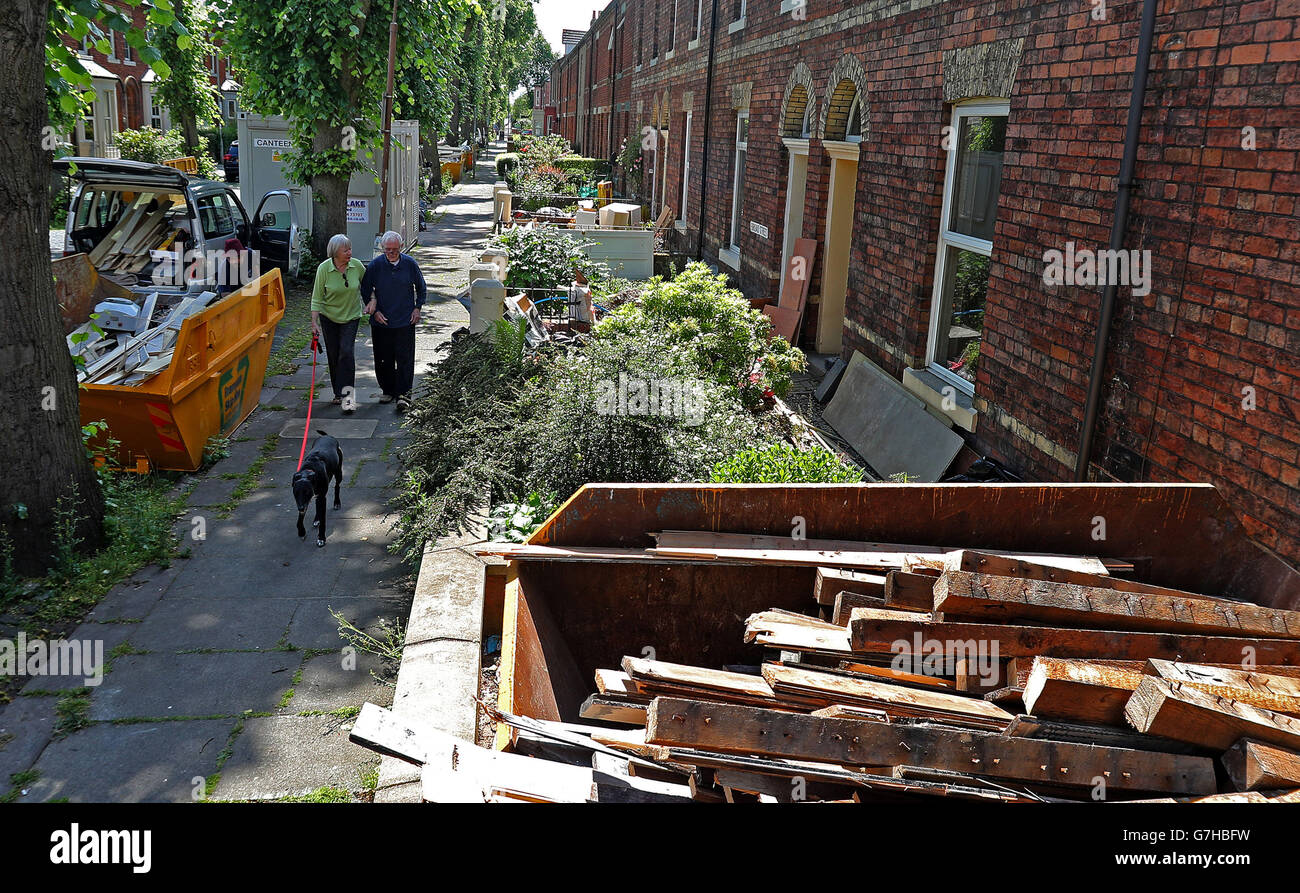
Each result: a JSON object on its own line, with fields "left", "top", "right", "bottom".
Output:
{"left": 326, "top": 233, "right": 352, "bottom": 260}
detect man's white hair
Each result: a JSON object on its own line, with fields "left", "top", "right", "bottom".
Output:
{"left": 326, "top": 233, "right": 351, "bottom": 259}
{"left": 381, "top": 230, "right": 403, "bottom": 247}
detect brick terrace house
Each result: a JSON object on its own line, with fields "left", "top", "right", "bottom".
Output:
{"left": 59, "top": 2, "right": 240, "bottom": 157}
{"left": 550, "top": 0, "right": 1300, "bottom": 567}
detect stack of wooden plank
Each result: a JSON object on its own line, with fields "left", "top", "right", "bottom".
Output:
{"left": 88, "top": 192, "right": 184, "bottom": 275}
{"left": 453, "top": 531, "right": 1300, "bottom": 803}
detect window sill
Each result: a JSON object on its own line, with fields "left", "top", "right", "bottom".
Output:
{"left": 902, "top": 366, "right": 978, "bottom": 432}
{"left": 649, "top": 57, "right": 659, "bottom": 67}
{"left": 728, "top": 18, "right": 746, "bottom": 34}
{"left": 674, "top": 220, "right": 687, "bottom": 232}
{"left": 665, "top": 50, "right": 675, "bottom": 60}
{"left": 688, "top": 39, "right": 700, "bottom": 51}
{"left": 718, "top": 247, "right": 741, "bottom": 270}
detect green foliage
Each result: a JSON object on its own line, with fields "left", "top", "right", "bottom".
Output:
{"left": 486, "top": 493, "right": 556, "bottom": 543}
{"left": 496, "top": 153, "right": 520, "bottom": 178}
{"left": 616, "top": 129, "right": 646, "bottom": 194}
{"left": 47, "top": 1, "right": 181, "bottom": 131}
{"left": 556, "top": 156, "right": 610, "bottom": 179}
{"left": 709, "top": 443, "right": 863, "bottom": 484}
{"left": 113, "top": 127, "right": 187, "bottom": 165}
{"left": 391, "top": 273, "right": 797, "bottom": 556}
{"left": 219, "top": 0, "right": 467, "bottom": 186}
{"left": 597, "top": 263, "right": 806, "bottom": 405}
{"left": 152, "top": 0, "right": 222, "bottom": 155}
{"left": 489, "top": 227, "right": 607, "bottom": 293}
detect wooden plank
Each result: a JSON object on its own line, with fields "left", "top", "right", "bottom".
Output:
{"left": 946, "top": 550, "right": 1242, "bottom": 604}
{"left": 579, "top": 693, "right": 647, "bottom": 726}
{"left": 850, "top": 616, "right": 1300, "bottom": 665}
{"left": 622, "top": 656, "right": 776, "bottom": 700}
{"left": 833, "top": 590, "right": 887, "bottom": 625}
{"left": 809, "top": 704, "right": 891, "bottom": 723}
{"left": 762, "top": 663, "right": 1014, "bottom": 730}
{"left": 837, "top": 660, "right": 956, "bottom": 691}
{"left": 815, "top": 567, "right": 886, "bottom": 605}
{"left": 1222, "top": 738, "right": 1300, "bottom": 792}
{"left": 645, "top": 697, "right": 1216, "bottom": 794}
{"left": 1006, "top": 714, "right": 1212, "bottom": 756}
{"left": 884, "top": 570, "right": 936, "bottom": 611}
{"left": 1125, "top": 677, "right": 1300, "bottom": 751}
{"left": 934, "top": 570, "right": 1300, "bottom": 639}
{"left": 1144, "top": 659, "right": 1300, "bottom": 717}
{"left": 594, "top": 668, "right": 649, "bottom": 700}
{"left": 1022, "top": 657, "right": 1147, "bottom": 725}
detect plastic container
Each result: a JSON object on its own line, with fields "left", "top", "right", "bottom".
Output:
{"left": 80, "top": 268, "right": 286, "bottom": 472}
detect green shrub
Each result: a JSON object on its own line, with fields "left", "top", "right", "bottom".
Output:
{"left": 114, "top": 127, "right": 187, "bottom": 165}
{"left": 556, "top": 155, "right": 610, "bottom": 179}
{"left": 390, "top": 275, "right": 785, "bottom": 557}
{"left": 709, "top": 443, "right": 863, "bottom": 484}
{"left": 597, "top": 262, "right": 806, "bottom": 405}
{"left": 489, "top": 226, "right": 608, "bottom": 293}
{"left": 496, "top": 153, "right": 520, "bottom": 178}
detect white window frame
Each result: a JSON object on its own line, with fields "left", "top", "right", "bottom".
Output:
{"left": 667, "top": 0, "right": 677, "bottom": 53}
{"left": 729, "top": 0, "right": 747, "bottom": 33}
{"left": 678, "top": 111, "right": 692, "bottom": 227}
{"left": 729, "top": 110, "right": 749, "bottom": 253}
{"left": 924, "top": 100, "right": 1009, "bottom": 395}
{"left": 845, "top": 93, "right": 864, "bottom": 143}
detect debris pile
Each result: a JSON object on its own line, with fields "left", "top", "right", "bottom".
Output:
{"left": 68, "top": 291, "right": 220, "bottom": 386}
{"left": 353, "top": 528, "right": 1300, "bottom": 803}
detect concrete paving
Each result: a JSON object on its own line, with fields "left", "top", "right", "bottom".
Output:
{"left": 9, "top": 145, "right": 501, "bottom": 802}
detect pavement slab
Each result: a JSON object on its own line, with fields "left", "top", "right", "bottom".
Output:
{"left": 286, "top": 596, "right": 413, "bottom": 651}
{"left": 0, "top": 696, "right": 57, "bottom": 781}
{"left": 285, "top": 650, "right": 394, "bottom": 713}
{"left": 128, "top": 598, "right": 298, "bottom": 652}
{"left": 19, "top": 621, "right": 135, "bottom": 694}
{"left": 209, "top": 713, "right": 378, "bottom": 801}
{"left": 18, "top": 719, "right": 234, "bottom": 803}
{"left": 88, "top": 651, "right": 298, "bottom": 721}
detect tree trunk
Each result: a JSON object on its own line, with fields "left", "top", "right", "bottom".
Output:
{"left": 180, "top": 113, "right": 201, "bottom": 158}
{"left": 309, "top": 124, "right": 352, "bottom": 259}
{"left": 0, "top": 0, "right": 106, "bottom": 575}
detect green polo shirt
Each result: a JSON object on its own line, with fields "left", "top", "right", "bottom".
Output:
{"left": 311, "top": 258, "right": 367, "bottom": 323}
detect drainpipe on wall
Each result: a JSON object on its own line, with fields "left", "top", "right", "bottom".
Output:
{"left": 1075, "top": 0, "right": 1158, "bottom": 481}
{"left": 696, "top": 0, "right": 721, "bottom": 259}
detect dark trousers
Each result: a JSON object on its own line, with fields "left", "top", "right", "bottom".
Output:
{"left": 371, "top": 323, "right": 416, "bottom": 397}
{"left": 319, "top": 316, "right": 359, "bottom": 400}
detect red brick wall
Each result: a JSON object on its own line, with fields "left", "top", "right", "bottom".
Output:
{"left": 552, "top": 0, "right": 1300, "bottom": 568}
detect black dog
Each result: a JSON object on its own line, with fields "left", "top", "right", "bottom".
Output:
{"left": 292, "top": 431, "right": 343, "bottom": 547}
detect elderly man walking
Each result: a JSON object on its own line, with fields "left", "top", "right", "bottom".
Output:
{"left": 360, "top": 231, "right": 427, "bottom": 413}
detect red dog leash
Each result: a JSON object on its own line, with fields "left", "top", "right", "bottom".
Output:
{"left": 296, "top": 333, "right": 320, "bottom": 470}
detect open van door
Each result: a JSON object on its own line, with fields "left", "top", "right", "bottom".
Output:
{"left": 249, "top": 189, "right": 300, "bottom": 276}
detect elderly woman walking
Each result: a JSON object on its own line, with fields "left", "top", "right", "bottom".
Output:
{"left": 360, "top": 230, "right": 427, "bottom": 413}
{"left": 311, "top": 234, "right": 367, "bottom": 413}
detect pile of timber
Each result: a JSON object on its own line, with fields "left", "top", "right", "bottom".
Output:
{"left": 88, "top": 192, "right": 184, "bottom": 275}
{"left": 360, "top": 532, "right": 1300, "bottom": 803}
{"left": 68, "top": 292, "right": 216, "bottom": 386}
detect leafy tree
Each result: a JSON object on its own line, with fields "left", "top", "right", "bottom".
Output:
{"left": 217, "top": 0, "right": 466, "bottom": 257}
{"left": 151, "top": 0, "right": 221, "bottom": 163}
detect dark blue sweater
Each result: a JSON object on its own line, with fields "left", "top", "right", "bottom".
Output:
{"left": 360, "top": 253, "right": 427, "bottom": 328}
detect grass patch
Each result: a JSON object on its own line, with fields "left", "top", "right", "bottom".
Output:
{"left": 0, "top": 472, "right": 185, "bottom": 633}
{"left": 215, "top": 433, "right": 280, "bottom": 518}
{"left": 265, "top": 289, "right": 313, "bottom": 377}
{"left": 295, "top": 706, "right": 360, "bottom": 718}
{"left": 277, "top": 785, "right": 353, "bottom": 803}
{"left": 277, "top": 665, "right": 305, "bottom": 709}
{"left": 1, "top": 769, "right": 40, "bottom": 803}
{"left": 349, "top": 459, "right": 366, "bottom": 488}
{"left": 54, "top": 688, "right": 92, "bottom": 738}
